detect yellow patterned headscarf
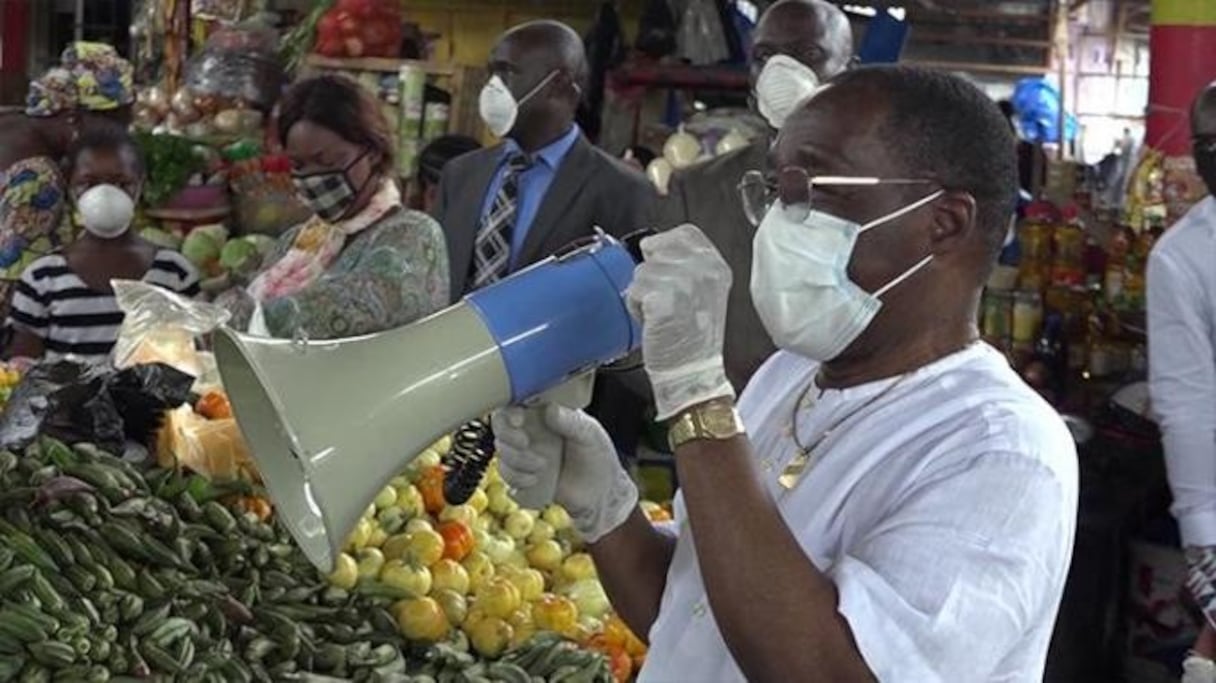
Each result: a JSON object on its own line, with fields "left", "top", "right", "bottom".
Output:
{"left": 26, "top": 42, "right": 135, "bottom": 117}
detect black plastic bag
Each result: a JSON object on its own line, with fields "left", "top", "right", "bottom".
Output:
{"left": 636, "top": 0, "right": 678, "bottom": 59}
{"left": 0, "top": 360, "right": 194, "bottom": 454}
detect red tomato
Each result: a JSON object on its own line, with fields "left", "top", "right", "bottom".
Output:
{"left": 315, "top": 36, "right": 343, "bottom": 57}
{"left": 343, "top": 37, "right": 365, "bottom": 58}
{"left": 333, "top": 10, "right": 359, "bottom": 36}
{"left": 316, "top": 10, "right": 340, "bottom": 40}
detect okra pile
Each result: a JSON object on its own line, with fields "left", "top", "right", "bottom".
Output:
{"left": 0, "top": 439, "right": 611, "bottom": 683}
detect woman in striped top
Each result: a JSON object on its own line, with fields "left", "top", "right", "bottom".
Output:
{"left": 5, "top": 124, "right": 199, "bottom": 363}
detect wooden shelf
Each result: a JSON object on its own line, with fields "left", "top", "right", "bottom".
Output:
{"left": 912, "top": 32, "right": 1053, "bottom": 49}
{"left": 609, "top": 64, "right": 750, "bottom": 91}
{"left": 905, "top": 59, "right": 1051, "bottom": 76}
{"left": 304, "top": 54, "right": 456, "bottom": 76}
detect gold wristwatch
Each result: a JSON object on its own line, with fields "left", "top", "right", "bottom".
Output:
{"left": 667, "top": 399, "right": 745, "bottom": 451}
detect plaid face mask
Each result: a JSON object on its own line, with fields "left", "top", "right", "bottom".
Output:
{"left": 292, "top": 151, "right": 368, "bottom": 223}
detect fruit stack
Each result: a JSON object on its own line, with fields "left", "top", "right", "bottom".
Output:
{"left": 330, "top": 437, "right": 653, "bottom": 680}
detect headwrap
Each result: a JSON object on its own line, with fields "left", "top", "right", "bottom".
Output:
{"left": 26, "top": 42, "right": 135, "bottom": 117}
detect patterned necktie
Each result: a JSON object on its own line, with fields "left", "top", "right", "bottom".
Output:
{"left": 470, "top": 153, "right": 533, "bottom": 290}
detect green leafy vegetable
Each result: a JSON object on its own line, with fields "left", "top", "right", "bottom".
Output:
{"left": 135, "top": 132, "right": 207, "bottom": 207}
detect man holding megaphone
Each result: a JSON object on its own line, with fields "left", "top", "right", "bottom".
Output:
{"left": 494, "top": 66, "right": 1078, "bottom": 682}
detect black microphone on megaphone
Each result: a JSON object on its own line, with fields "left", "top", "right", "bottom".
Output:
{"left": 215, "top": 229, "right": 653, "bottom": 572}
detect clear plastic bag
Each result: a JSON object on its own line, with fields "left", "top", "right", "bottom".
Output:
{"left": 185, "top": 20, "right": 287, "bottom": 111}
{"left": 110, "top": 280, "right": 232, "bottom": 384}
{"left": 677, "top": 0, "right": 730, "bottom": 66}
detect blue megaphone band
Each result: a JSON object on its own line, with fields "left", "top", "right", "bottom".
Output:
{"left": 464, "top": 235, "right": 641, "bottom": 403}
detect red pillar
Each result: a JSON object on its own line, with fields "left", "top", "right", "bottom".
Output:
{"left": 1, "top": 0, "right": 30, "bottom": 75}
{"left": 1146, "top": 0, "right": 1216, "bottom": 221}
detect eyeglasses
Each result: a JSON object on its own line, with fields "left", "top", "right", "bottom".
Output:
{"left": 737, "top": 168, "right": 938, "bottom": 226}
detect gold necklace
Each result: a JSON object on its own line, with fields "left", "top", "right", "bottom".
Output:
{"left": 778, "top": 373, "right": 912, "bottom": 490}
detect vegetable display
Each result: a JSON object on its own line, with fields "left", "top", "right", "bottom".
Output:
{"left": 313, "top": 0, "right": 404, "bottom": 59}
{"left": 0, "top": 432, "right": 652, "bottom": 682}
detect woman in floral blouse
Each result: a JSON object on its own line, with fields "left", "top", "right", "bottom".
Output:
{"left": 0, "top": 42, "right": 135, "bottom": 316}
{"left": 220, "top": 75, "right": 449, "bottom": 339}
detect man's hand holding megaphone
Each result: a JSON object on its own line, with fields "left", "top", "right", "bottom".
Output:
{"left": 493, "top": 225, "right": 736, "bottom": 542}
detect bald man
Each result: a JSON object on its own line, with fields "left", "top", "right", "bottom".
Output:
{"left": 1149, "top": 82, "right": 1216, "bottom": 683}
{"left": 434, "top": 20, "right": 655, "bottom": 299}
{"left": 434, "top": 20, "right": 658, "bottom": 458}
{"left": 659, "top": 0, "right": 855, "bottom": 392}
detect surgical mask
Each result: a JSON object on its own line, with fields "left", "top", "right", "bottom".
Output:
{"left": 76, "top": 184, "right": 135, "bottom": 239}
{"left": 754, "top": 55, "right": 822, "bottom": 129}
{"left": 750, "top": 190, "right": 944, "bottom": 361}
{"left": 292, "top": 151, "right": 368, "bottom": 223}
{"left": 479, "top": 71, "right": 559, "bottom": 138}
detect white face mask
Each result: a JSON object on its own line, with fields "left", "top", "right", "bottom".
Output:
{"left": 479, "top": 71, "right": 559, "bottom": 138}
{"left": 750, "top": 190, "right": 944, "bottom": 361}
{"left": 76, "top": 184, "right": 135, "bottom": 239}
{"left": 754, "top": 55, "right": 822, "bottom": 129}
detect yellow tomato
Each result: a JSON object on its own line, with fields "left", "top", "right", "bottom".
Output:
{"left": 507, "top": 607, "right": 535, "bottom": 648}
{"left": 541, "top": 505, "right": 572, "bottom": 531}
{"left": 345, "top": 517, "right": 374, "bottom": 550}
{"left": 505, "top": 567, "right": 545, "bottom": 601}
{"left": 405, "top": 529, "right": 445, "bottom": 567}
{"left": 367, "top": 527, "right": 388, "bottom": 548}
{"left": 431, "top": 588, "right": 468, "bottom": 626}
{"left": 461, "top": 551, "right": 496, "bottom": 593}
{"left": 486, "top": 482, "right": 518, "bottom": 517}
{"left": 525, "top": 540, "right": 565, "bottom": 572}
{"left": 405, "top": 518, "right": 434, "bottom": 534}
{"left": 463, "top": 605, "right": 489, "bottom": 630}
{"left": 561, "top": 553, "right": 597, "bottom": 582}
{"left": 394, "top": 485, "right": 424, "bottom": 518}
{"left": 381, "top": 559, "right": 432, "bottom": 598}
{"left": 439, "top": 504, "right": 478, "bottom": 528}
{"left": 476, "top": 576, "right": 522, "bottom": 619}
{"left": 503, "top": 510, "right": 535, "bottom": 540}
{"left": 527, "top": 520, "right": 556, "bottom": 545}
{"left": 382, "top": 533, "right": 412, "bottom": 562}
{"left": 410, "top": 448, "right": 443, "bottom": 477}
{"left": 394, "top": 597, "right": 449, "bottom": 642}
{"left": 430, "top": 559, "right": 470, "bottom": 595}
{"left": 327, "top": 552, "right": 358, "bottom": 590}
{"left": 468, "top": 617, "right": 514, "bottom": 657}
{"left": 533, "top": 593, "right": 579, "bottom": 635}
{"left": 374, "top": 485, "right": 397, "bottom": 510}
{"left": 466, "top": 488, "right": 489, "bottom": 514}
{"left": 355, "top": 548, "right": 386, "bottom": 581}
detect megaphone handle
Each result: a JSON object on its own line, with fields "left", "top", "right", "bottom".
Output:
{"left": 508, "top": 371, "right": 597, "bottom": 510}
{"left": 510, "top": 404, "right": 564, "bottom": 510}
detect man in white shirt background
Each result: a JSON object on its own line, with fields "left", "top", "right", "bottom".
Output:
{"left": 1148, "top": 81, "right": 1216, "bottom": 682}
{"left": 495, "top": 65, "right": 1078, "bottom": 682}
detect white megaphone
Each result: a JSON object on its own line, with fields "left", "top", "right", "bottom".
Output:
{"left": 213, "top": 232, "right": 643, "bottom": 572}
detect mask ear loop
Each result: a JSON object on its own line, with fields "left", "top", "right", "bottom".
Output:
{"left": 859, "top": 189, "right": 945, "bottom": 232}
{"left": 874, "top": 253, "right": 933, "bottom": 298}
{"left": 516, "top": 70, "right": 561, "bottom": 107}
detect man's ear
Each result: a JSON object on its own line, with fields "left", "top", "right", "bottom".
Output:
{"left": 929, "top": 191, "right": 978, "bottom": 253}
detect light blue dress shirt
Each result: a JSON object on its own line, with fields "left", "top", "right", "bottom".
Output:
{"left": 478, "top": 125, "right": 581, "bottom": 269}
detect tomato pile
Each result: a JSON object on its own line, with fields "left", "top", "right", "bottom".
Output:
{"left": 326, "top": 438, "right": 659, "bottom": 680}
{"left": 314, "top": 0, "right": 404, "bottom": 59}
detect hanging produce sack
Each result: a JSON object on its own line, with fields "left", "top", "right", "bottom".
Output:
{"left": 111, "top": 279, "right": 232, "bottom": 386}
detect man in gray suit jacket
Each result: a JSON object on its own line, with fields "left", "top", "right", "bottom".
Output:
{"left": 434, "top": 20, "right": 657, "bottom": 457}
{"left": 659, "top": 0, "right": 854, "bottom": 392}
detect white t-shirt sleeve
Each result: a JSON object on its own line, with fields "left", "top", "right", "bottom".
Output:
{"left": 1148, "top": 246, "right": 1216, "bottom": 546}
{"left": 830, "top": 451, "right": 1071, "bottom": 682}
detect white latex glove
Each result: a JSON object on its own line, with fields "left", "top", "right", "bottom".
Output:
{"left": 493, "top": 404, "right": 638, "bottom": 544}
{"left": 1184, "top": 655, "right": 1216, "bottom": 683}
{"left": 626, "top": 224, "right": 735, "bottom": 420}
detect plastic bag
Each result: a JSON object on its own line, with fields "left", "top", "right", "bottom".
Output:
{"left": 0, "top": 360, "right": 194, "bottom": 453}
{"left": 156, "top": 405, "right": 257, "bottom": 481}
{"left": 677, "top": 0, "right": 730, "bottom": 66}
{"left": 111, "top": 280, "right": 231, "bottom": 383}
{"left": 1012, "top": 78, "right": 1078, "bottom": 144}
{"left": 185, "top": 21, "right": 287, "bottom": 111}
